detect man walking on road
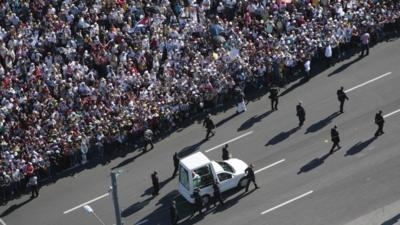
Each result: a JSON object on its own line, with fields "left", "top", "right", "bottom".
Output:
{"left": 245, "top": 164, "right": 259, "bottom": 192}
{"left": 212, "top": 181, "right": 224, "bottom": 207}
{"left": 172, "top": 152, "right": 180, "bottom": 178}
{"left": 269, "top": 86, "right": 279, "bottom": 111}
{"left": 221, "top": 144, "right": 230, "bottom": 161}
{"left": 170, "top": 200, "right": 178, "bottom": 225}
{"left": 337, "top": 87, "right": 349, "bottom": 113}
{"left": 374, "top": 110, "right": 385, "bottom": 137}
{"left": 203, "top": 114, "right": 215, "bottom": 140}
{"left": 151, "top": 171, "right": 160, "bottom": 196}
{"left": 330, "top": 126, "right": 341, "bottom": 154}
{"left": 296, "top": 102, "right": 306, "bottom": 127}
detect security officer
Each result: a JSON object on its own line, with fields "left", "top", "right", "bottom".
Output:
{"left": 212, "top": 181, "right": 224, "bottom": 207}
{"left": 296, "top": 102, "right": 306, "bottom": 127}
{"left": 269, "top": 86, "right": 279, "bottom": 111}
{"left": 374, "top": 110, "right": 385, "bottom": 137}
{"left": 221, "top": 144, "right": 230, "bottom": 161}
{"left": 143, "top": 128, "right": 154, "bottom": 152}
{"left": 172, "top": 152, "right": 180, "bottom": 178}
{"left": 170, "top": 200, "right": 178, "bottom": 225}
{"left": 337, "top": 87, "right": 349, "bottom": 113}
{"left": 192, "top": 189, "right": 204, "bottom": 216}
{"left": 330, "top": 125, "right": 341, "bottom": 154}
{"left": 203, "top": 114, "right": 215, "bottom": 140}
{"left": 245, "top": 164, "right": 259, "bottom": 192}
{"left": 151, "top": 171, "right": 160, "bottom": 196}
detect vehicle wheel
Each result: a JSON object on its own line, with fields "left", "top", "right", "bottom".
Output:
{"left": 238, "top": 178, "right": 249, "bottom": 188}
{"left": 202, "top": 195, "right": 210, "bottom": 205}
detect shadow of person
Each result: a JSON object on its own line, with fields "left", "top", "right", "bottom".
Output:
{"left": 381, "top": 213, "right": 400, "bottom": 225}
{"left": 237, "top": 111, "right": 273, "bottom": 131}
{"left": 328, "top": 56, "right": 363, "bottom": 77}
{"left": 279, "top": 78, "right": 306, "bottom": 97}
{"left": 178, "top": 138, "right": 208, "bottom": 158}
{"left": 121, "top": 196, "right": 153, "bottom": 217}
{"left": 0, "top": 197, "right": 33, "bottom": 217}
{"left": 265, "top": 127, "right": 300, "bottom": 146}
{"left": 345, "top": 136, "right": 377, "bottom": 156}
{"left": 112, "top": 151, "right": 145, "bottom": 170}
{"left": 305, "top": 112, "right": 341, "bottom": 134}
{"left": 215, "top": 112, "right": 240, "bottom": 127}
{"left": 298, "top": 153, "right": 331, "bottom": 174}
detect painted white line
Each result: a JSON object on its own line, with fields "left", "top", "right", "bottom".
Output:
{"left": 384, "top": 109, "right": 400, "bottom": 118}
{"left": 63, "top": 193, "right": 109, "bottom": 214}
{"left": 261, "top": 190, "right": 314, "bottom": 215}
{"left": 255, "top": 159, "right": 285, "bottom": 174}
{"left": 345, "top": 72, "right": 392, "bottom": 93}
{"left": 135, "top": 219, "right": 149, "bottom": 225}
{"left": 204, "top": 131, "right": 254, "bottom": 153}
{"left": 0, "top": 218, "right": 6, "bottom": 225}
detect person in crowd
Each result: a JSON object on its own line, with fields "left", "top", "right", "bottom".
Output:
{"left": 360, "top": 31, "right": 371, "bottom": 56}
{"left": 28, "top": 174, "right": 39, "bottom": 198}
{"left": 143, "top": 128, "right": 154, "bottom": 152}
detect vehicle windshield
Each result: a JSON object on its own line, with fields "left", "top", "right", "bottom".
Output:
{"left": 193, "top": 165, "right": 214, "bottom": 189}
{"left": 217, "top": 162, "right": 235, "bottom": 173}
{"left": 179, "top": 166, "right": 190, "bottom": 191}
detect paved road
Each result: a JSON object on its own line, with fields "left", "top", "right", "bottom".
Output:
{"left": 1, "top": 39, "right": 400, "bottom": 225}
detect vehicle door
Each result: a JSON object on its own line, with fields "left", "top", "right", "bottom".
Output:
{"left": 217, "top": 172, "right": 235, "bottom": 192}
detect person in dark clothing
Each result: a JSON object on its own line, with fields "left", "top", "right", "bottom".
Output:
{"left": 337, "top": 87, "right": 349, "bottom": 113}
{"left": 374, "top": 110, "right": 385, "bottom": 137}
{"left": 192, "top": 189, "right": 203, "bottom": 216}
{"left": 221, "top": 144, "right": 230, "bottom": 161}
{"left": 212, "top": 181, "right": 224, "bottom": 207}
{"left": 170, "top": 200, "right": 179, "bottom": 225}
{"left": 203, "top": 114, "right": 215, "bottom": 140}
{"left": 296, "top": 102, "right": 306, "bottom": 127}
{"left": 245, "top": 164, "right": 259, "bottom": 192}
{"left": 172, "top": 152, "right": 180, "bottom": 178}
{"left": 151, "top": 171, "right": 160, "bottom": 196}
{"left": 269, "top": 86, "right": 279, "bottom": 111}
{"left": 143, "top": 128, "right": 154, "bottom": 152}
{"left": 330, "top": 125, "right": 341, "bottom": 154}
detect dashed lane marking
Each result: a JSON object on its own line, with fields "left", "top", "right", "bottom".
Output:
{"left": 261, "top": 190, "right": 314, "bottom": 215}
{"left": 255, "top": 159, "right": 285, "bottom": 174}
{"left": 63, "top": 193, "right": 109, "bottom": 214}
{"left": 204, "top": 131, "right": 254, "bottom": 153}
{"left": 384, "top": 109, "right": 400, "bottom": 118}
{"left": 345, "top": 72, "right": 392, "bottom": 93}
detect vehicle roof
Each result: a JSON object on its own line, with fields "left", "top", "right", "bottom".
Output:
{"left": 211, "top": 161, "right": 223, "bottom": 174}
{"left": 180, "top": 152, "right": 211, "bottom": 170}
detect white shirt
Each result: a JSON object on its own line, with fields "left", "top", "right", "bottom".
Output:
{"left": 325, "top": 45, "right": 332, "bottom": 58}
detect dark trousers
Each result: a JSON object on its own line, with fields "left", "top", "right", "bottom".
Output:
{"left": 339, "top": 100, "right": 345, "bottom": 113}
{"left": 31, "top": 185, "right": 39, "bottom": 198}
{"left": 375, "top": 124, "right": 384, "bottom": 136}
{"left": 213, "top": 194, "right": 224, "bottom": 207}
{"left": 172, "top": 165, "right": 179, "bottom": 177}
{"left": 205, "top": 129, "right": 215, "bottom": 139}
{"left": 144, "top": 140, "right": 154, "bottom": 151}
{"left": 298, "top": 117, "right": 305, "bottom": 127}
{"left": 152, "top": 183, "right": 159, "bottom": 196}
{"left": 361, "top": 43, "right": 369, "bottom": 56}
{"left": 245, "top": 177, "right": 258, "bottom": 192}
{"left": 193, "top": 203, "right": 203, "bottom": 216}
{"left": 330, "top": 141, "right": 341, "bottom": 153}
{"left": 271, "top": 99, "right": 278, "bottom": 111}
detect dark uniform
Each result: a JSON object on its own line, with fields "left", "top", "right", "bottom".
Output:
{"left": 337, "top": 87, "right": 349, "bottom": 113}
{"left": 296, "top": 103, "right": 306, "bottom": 127}
{"left": 330, "top": 126, "right": 341, "bottom": 154}
{"left": 193, "top": 189, "right": 203, "bottom": 216}
{"left": 245, "top": 165, "right": 259, "bottom": 192}
{"left": 170, "top": 201, "right": 178, "bottom": 225}
{"left": 172, "top": 152, "right": 180, "bottom": 178}
{"left": 222, "top": 144, "right": 230, "bottom": 161}
{"left": 212, "top": 182, "right": 224, "bottom": 207}
{"left": 374, "top": 111, "right": 385, "bottom": 137}
{"left": 151, "top": 171, "right": 160, "bottom": 196}
{"left": 203, "top": 115, "right": 215, "bottom": 140}
{"left": 269, "top": 87, "right": 279, "bottom": 111}
{"left": 143, "top": 128, "right": 154, "bottom": 152}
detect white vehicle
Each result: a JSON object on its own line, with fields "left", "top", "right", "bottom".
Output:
{"left": 178, "top": 152, "right": 249, "bottom": 204}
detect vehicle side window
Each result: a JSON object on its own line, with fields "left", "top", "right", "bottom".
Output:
{"left": 217, "top": 173, "right": 233, "bottom": 182}
{"left": 179, "top": 166, "right": 190, "bottom": 190}
{"left": 217, "top": 162, "right": 235, "bottom": 173}
{"left": 193, "top": 165, "right": 214, "bottom": 189}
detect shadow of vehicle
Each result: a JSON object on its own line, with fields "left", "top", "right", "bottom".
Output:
{"left": 298, "top": 153, "right": 331, "bottom": 174}
{"left": 305, "top": 112, "right": 341, "bottom": 134}
{"left": 265, "top": 127, "right": 300, "bottom": 146}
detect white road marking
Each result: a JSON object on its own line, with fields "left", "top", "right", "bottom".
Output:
{"left": 204, "top": 131, "right": 254, "bottom": 153}
{"left": 135, "top": 219, "right": 149, "bottom": 225}
{"left": 384, "top": 109, "right": 400, "bottom": 118}
{"left": 345, "top": 72, "right": 392, "bottom": 93}
{"left": 255, "top": 159, "right": 285, "bottom": 174}
{"left": 63, "top": 193, "right": 109, "bottom": 214}
{"left": 0, "top": 218, "right": 6, "bottom": 225}
{"left": 261, "top": 190, "right": 314, "bottom": 215}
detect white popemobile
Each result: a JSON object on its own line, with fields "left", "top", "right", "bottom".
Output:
{"left": 178, "top": 152, "right": 249, "bottom": 204}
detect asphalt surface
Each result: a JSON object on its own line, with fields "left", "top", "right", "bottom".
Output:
{"left": 1, "top": 38, "right": 400, "bottom": 225}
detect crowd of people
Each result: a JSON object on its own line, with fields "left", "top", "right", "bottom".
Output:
{"left": 0, "top": 0, "right": 399, "bottom": 202}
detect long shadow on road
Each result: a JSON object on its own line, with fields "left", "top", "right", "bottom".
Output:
{"left": 328, "top": 56, "right": 363, "bottom": 77}
{"left": 345, "top": 136, "right": 377, "bottom": 156}
{"left": 305, "top": 112, "right": 341, "bottom": 134}
{"left": 141, "top": 177, "right": 175, "bottom": 197}
{"left": 238, "top": 111, "right": 273, "bottom": 131}
{"left": 178, "top": 139, "right": 208, "bottom": 158}
{"left": 216, "top": 112, "right": 240, "bottom": 127}
{"left": 298, "top": 152, "right": 331, "bottom": 174}
{"left": 0, "top": 197, "right": 33, "bottom": 217}
{"left": 382, "top": 213, "right": 400, "bottom": 225}
{"left": 265, "top": 127, "right": 300, "bottom": 146}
